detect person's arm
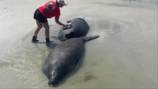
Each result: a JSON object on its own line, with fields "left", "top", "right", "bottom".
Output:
{"left": 55, "top": 16, "right": 65, "bottom": 27}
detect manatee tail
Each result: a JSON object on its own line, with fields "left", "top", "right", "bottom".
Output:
{"left": 83, "top": 35, "right": 99, "bottom": 42}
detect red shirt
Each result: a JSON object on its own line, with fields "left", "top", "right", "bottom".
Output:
{"left": 38, "top": 0, "right": 60, "bottom": 18}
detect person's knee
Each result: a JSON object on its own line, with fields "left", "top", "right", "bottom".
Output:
{"left": 43, "top": 23, "right": 49, "bottom": 29}
{"left": 39, "top": 24, "right": 43, "bottom": 28}
{"left": 44, "top": 26, "right": 49, "bottom": 30}
{"left": 38, "top": 25, "right": 42, "bottom": 29}
{"left": 36, "top": 25, "right": 42, "bottom": 31}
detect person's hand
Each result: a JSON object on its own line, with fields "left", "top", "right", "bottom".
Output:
{"left": 63, "top": 21, "right": 72, "bottom": 30}
{"left": 63, "top": 23, "right": 72, "bottom": 30}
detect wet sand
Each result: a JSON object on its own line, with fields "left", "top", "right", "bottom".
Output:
{"left": 0, "top": 0, "right": 157, "bottom": 88}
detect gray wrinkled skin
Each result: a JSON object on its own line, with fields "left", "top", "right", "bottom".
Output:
{"left": 58, "top": 18, "right": 89, "bottom": 41}
{"left": 42, "top": 35, "right": 99, "bottom": 86}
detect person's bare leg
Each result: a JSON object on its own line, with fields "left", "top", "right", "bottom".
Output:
{"left": 32, "top": 20, "right": 42, "bottom": 43}
{"left": 43, "top": 22, "right": 50, "bottom": 43}
{"left": 34, "top": 21, "right": 42, "bottom": 36}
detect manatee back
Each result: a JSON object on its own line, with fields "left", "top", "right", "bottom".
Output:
{"left": 42, "top": 38, "right": 88, "bottom": 85}
{"left": 44, "top": 38, "right": 85, "bottom": 73}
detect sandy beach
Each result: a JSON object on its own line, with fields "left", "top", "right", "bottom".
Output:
{"left": 0, "top": 0, "right": 157, "bottom": 88}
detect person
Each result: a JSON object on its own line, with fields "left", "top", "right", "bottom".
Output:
{"left": 32, "top": 0, "right": 66, "bottom": 44}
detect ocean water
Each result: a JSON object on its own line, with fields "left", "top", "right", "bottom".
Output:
{"left": 0, "top": 0, "right": 157, "bottom": 88}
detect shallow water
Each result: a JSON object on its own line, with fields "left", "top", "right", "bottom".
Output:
{"left": 0, "top": 0, "right": 157, "bottom": 88}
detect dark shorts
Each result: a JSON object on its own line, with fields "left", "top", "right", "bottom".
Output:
{"left": 34, "top": 9, "right": 47, "bottom": 23}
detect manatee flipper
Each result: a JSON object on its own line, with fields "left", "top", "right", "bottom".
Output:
{"left": 83, "top": 35, "right": 100, "bottom": 42}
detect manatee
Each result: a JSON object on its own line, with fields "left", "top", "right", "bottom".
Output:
{"left": 42, "top": 35, "right": 99, "bottom": 86}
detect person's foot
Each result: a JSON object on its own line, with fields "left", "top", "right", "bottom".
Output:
{"left": 46, "top": 38, "right": 50, "bottom": 44}
{"left": 32, "top": 36, "right": 39, "bottom": 43}
{"left": 46, "top": 38, "right": 50, "bottom": 43}
{"left": 46, "top": 41, "right": 56, "bottom": 48}
{"left": 46, "top": 38, "right": 55, "bottom": 47}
